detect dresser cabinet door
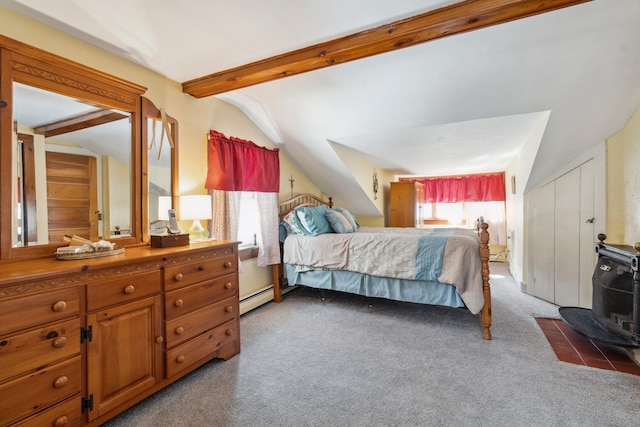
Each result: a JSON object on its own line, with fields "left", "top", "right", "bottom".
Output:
{"left": 85, "top": 296, "right": 163, "bottom": 422}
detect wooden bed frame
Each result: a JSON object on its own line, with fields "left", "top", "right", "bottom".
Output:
{"left": 272, "top": 193, "right": 492, "bottom": 340}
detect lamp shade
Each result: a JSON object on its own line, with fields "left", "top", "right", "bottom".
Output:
{"left": 179, "top": 195, "right": 213, "bottom": 220}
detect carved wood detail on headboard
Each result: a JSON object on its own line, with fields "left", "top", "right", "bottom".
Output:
{"left": 278, "top": 193, "right": 333, "bottom": 220}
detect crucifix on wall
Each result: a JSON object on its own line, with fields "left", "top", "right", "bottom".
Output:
{"left": 289, "top": 174, "right": 295, "bottom": 197}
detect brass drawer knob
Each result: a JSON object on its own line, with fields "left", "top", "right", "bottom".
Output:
{"left": 174, "top": 273, "right": 184, "bottom": 281}
{"left": 155, "top": 336, "right": 164, "bottom": 344}
{"left": 224, "top": 282, "right": 233, "bottom": 290}
{"left": 224, "top": 261, "right": 232, "bottom": 268}
{"left": 225, "top": 306, "right": 233, "bottom": 313}
{"left": 54, "top": 415, "right": 69, "bottom": 427}
{"left": 51, "top": 301, "right": 67, "bottom": 312}
{"left": 123, "top": 285, "right": 135, "bottom": 294}
{"left": 53, "top": 375, "right": 68, "bottom": 388}
{"left": 174, "top": 299, "right": 184, "bottom": 307}
{"left": 52, "top": 336, "right": 67, "bottom": 348}
{"left": 176, "top": 355, "right": 185, "bottom": 364}
{"left": 175, "top": 326, "right": 184, "bottom": 335}
{"left": 225, "top": 329, "right": 233, "bottom": 336}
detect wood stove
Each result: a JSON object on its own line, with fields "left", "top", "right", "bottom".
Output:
{"left": 559, "top": 238, "right": 640, "bottom": 348}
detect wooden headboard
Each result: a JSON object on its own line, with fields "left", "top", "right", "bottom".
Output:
{"left": 273, "top": 193, "right": 332, "bottom": 303}
{"left": 278, "top": 193, "right": 333, "bottom": 220}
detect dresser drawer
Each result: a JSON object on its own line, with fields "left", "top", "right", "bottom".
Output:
{"left": 164, "top": 254, "right": 237, "bottom": 291}
{"left": 87, "top": 270, "right": 161, "bottom": 311}
{"left": 165, "top": 297, "right": 237, "bottom": 348}
{"left": 0, "top": 318, "right": 80, "bottom": 382}
{"left": 0, "top": 287, "right": 79, "bottom": 336}
{"left": 13, "top": 395, "right": 82, "bottom": 427}
{"left": 165, "top": 273, "right": 237, "bottom": 319}
{"left": 0, "top": 356, "right": 81, "bottom": 426}
{"left": 165, "top": 319, "right": 237, "bottom": 377}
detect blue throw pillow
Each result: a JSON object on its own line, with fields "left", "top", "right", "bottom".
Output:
{"left": 295, "top": 205, "right": 333, "bottom": 236}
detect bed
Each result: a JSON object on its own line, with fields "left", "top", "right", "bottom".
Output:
{"left": 272, "top": 193, "right": 492, "bottom": 340}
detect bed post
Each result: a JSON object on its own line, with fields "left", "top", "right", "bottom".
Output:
{"left": 272, "top": 263, "right": 283, "bottom": 303}
{"left": 479, "top": 222, "right": 492, "bottom": 340}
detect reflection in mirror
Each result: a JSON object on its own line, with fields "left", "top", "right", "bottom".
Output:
{"left": 148, "top": 117, "right": 174, "bottom": 234}
{"left": 12, "top": 82, "right": 132, "bottom": 246}
{"left": 142, "top": 97, "right": 178, "bottom": 238}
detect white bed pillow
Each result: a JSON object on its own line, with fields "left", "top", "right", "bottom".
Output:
{"left": 282, "top": 211, "right": 305, "bottom": 235}
{"left": 333, "top": 207, "right": 359, "bottom": 230}
{"left": 326, "top": 209, "right": 355, "bottom": 233}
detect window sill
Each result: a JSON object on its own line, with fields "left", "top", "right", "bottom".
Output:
{"left": 239, "top": 245, "right": 259, "bottom": 261}
{"left": 422, "top": 219, "right": 467, "bottom": 226}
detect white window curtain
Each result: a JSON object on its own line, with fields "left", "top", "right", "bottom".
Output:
{"left": 255, "top": 192, "right": 279, "bottom": 267}
{"left": 464, "top": 201, "right": 507, "bottom": 246}
{"left": 208, "top": 189, "right": 279, "bottom": 267}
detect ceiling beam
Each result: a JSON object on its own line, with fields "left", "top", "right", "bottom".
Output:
{"left": 33, "top": 109, "right": 128, "bottom": 137}
{"left": 182, "top": 0, "right": 591, "bottom": 98}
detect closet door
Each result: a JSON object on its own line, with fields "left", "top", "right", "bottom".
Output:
{"left": 531, "top": 182, "right": 555, "bottom": 302}
{"left": 554, "top": 168, "right": 581, "bottom": 307}
{"left": 528, "top": 159, "right": 595, "bottom": 307}
{"left": 578, "top": 160, "right": 595, "bottom": 308}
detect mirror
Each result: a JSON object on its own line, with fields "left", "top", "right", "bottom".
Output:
{"left": 142, "top": 97, "right": 178, "bottom": 238}
{"left": 0, "top": 34, "right": 147, "bottom": 261}
{"left": 12, "top": 82, "right": 133, "bottom": 246}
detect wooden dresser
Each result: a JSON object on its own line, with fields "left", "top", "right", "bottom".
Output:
{"left": 0, "top": 241, "right": 239, "bottom": 427}
{"left": 389, "top": 181, "right": 425, "bottom": 227}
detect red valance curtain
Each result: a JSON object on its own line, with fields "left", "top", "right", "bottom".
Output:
{"left": 206, "top": 130, "right": 280, "bottom": 192}
{"left": 402, "top": 173, "right": 505, "bottom": 203}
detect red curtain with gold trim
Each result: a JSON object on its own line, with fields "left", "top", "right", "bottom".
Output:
{"left": 401, "top": 173, "right": 505, "bottom": 203}
{"left": 206, "top": 130, "right": 280, "bottom": 192}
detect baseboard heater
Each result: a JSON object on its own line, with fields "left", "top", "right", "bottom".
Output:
{"left": 239, "top": 284, "right": 297, "bottom": 315}
{"left": 240, "top": 285, "right": 273, "bottom": 315}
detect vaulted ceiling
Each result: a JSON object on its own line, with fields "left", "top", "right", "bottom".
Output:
{"left": 1, "top": 0, "right": 639, "bottom": 216}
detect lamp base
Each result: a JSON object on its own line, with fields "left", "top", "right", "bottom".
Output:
{"left": 188, "top": 219, "right": 210, "bottom": 242}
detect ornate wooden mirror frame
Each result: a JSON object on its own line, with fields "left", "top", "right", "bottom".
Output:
{"left": 0, "top": 35, "right": 147, "bottom": 262}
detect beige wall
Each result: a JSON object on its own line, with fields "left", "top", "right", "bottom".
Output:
{"left": 607, "top": 106, "right": 640, "bottom": 245}
{"left": 329, "top": 141, "right": 386, "bottom": 227}
{"left": 0, "top": 7, "right": 320, "bottom": 307}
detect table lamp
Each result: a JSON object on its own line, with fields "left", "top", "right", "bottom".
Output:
{"left": 179, "top": 194, "right": 212, "bottom": 242}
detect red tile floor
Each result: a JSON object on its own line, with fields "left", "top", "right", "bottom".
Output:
{"left": 536, "top": 317, "right": 640, "bottom": 376}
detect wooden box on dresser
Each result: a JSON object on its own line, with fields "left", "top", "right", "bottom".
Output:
{"left": 0, "top": 241, "right": 239, "bottom": 427}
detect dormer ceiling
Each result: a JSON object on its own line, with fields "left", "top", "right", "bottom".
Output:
{"left": 1, "top": 0, "right": 639, "bottom": 216}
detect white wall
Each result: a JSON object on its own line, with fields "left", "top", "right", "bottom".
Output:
{"left": 505, "top": 112, "right": 549, "bottom": 283}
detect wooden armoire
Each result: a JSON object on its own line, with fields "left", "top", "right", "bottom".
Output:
{"left": 389, "top": 181, "right": 425, "bottom": 227}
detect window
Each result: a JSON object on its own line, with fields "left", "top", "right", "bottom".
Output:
{"left": 237, "top": 192, "right": 260, "bottom": 247}
{"left": 423, "top": 202, "right": 466, "bottom": 225}
{"left": 421, "top": 200, "right": 507, "bottom": 245}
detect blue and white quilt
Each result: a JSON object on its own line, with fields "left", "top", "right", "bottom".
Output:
{"left": 283, "top": 227, "right": 484, "bottom": 314}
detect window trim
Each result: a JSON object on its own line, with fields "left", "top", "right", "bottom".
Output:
{"left": 238, "top": 245, "right": 259, "bottom": 261}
